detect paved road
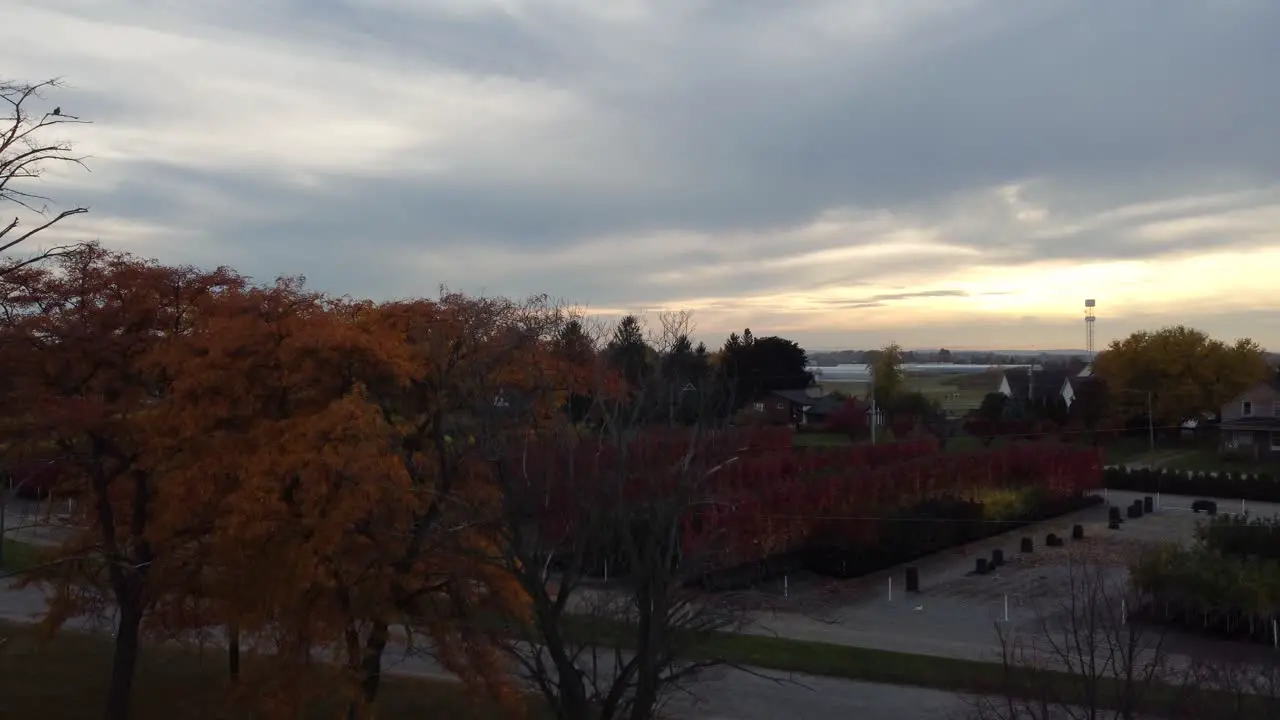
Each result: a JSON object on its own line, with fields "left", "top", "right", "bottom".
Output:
{"left": 0, "top": 583, "right": 977, "bottom": 720}
{"left": 741, "top": 490, "right": 1280, "bottom": 676}
{"left": 10, "top": 491, "right": 1239, "bottom": 717}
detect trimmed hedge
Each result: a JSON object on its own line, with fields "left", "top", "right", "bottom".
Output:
{"left": 1199, "top": 513, "right": 1280, "bottom": 560}
{"left": 1103, "top": 465, "right": 1280, "bottom": 503}
{"left": 699, "top": 491, "right": 1102, "bottom": 588}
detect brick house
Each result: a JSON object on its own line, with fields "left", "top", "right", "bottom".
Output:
{"left": 750, "top": 389, "right": 839, "bottom": 426}
{"left": 1219, "top": 379, "right": 1280, "bottom": 460}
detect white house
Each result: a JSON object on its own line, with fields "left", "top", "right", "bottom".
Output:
{"left": 998, "top": 362, "right": 1093, "bottom": 407}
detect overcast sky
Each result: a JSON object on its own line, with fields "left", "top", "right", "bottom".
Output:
{"left": 4, "top": 0, "right": 1279, "bottom": 352}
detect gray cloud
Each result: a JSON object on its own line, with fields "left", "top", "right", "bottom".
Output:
{"left": 4, "top": 0, "right": 1280, "bottom": 348}
{"left": 814, "top": 290, "right": 970, "bottom": 310}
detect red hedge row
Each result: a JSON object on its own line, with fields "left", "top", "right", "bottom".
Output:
{"left": 683, "top": 442, "right": 1102, "bottom": 568}
{"left": 510, "top": 428, "right": 1101, "bottom": 572}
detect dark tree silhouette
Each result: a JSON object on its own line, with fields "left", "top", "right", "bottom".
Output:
{"left": 605, "top": 314, "right": 651, "bottom": 388}
{"left": 719, "top": 330, "right": 812, "bottom": 406}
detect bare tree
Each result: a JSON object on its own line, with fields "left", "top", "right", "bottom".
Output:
{"left": 1, "top": 78, "right": 91, "bottom": 276}
{"left": 1176, "top": 650, "right": 1280, "bottom": 720}
{"left": 477, "top": 311, "right": 758, "bottom": 720}
{"left": 965, "top": 551, "right": 1181, "bottom": 720}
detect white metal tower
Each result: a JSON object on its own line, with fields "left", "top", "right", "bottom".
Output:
{"left": 1084, "top": 299, "right": 1096, "bottom": 359}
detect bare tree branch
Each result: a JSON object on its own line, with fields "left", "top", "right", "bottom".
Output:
{"left": 0, "top": 78, "right": 92, "bottom": 277}
{"left": 963, "top": 549, "right": 1185, "bottom": 720}
{"left": 470, "top": 311, "right": 777, "bottom": 720}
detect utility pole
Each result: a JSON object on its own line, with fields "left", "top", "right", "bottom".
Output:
{"left": 871, "top": 394, "right": 878, "bottom": 444}
{"left": 869, "top": 364, "right": 878, "bottom": 445}
{"left": 1147, "top": 391, "right": 1155, "bottom": 454}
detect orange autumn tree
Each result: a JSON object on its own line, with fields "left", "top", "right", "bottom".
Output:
{"left": 326, "top": 293, "right": 578, "bottom": 715}
{"left": 139, "top": 277, "right": 355, "bottom": 707}
{"left": 162, "top": 287, "right": 573, "bottom": 718}
{"left": 0, "top": 245, "right": 246, "bottom": 720}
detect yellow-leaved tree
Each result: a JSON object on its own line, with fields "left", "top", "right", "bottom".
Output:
{"left": 1091, "top": 325, "right": 1270, "bottom": 426}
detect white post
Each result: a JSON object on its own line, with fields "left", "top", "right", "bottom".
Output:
{"left": 1003, "top": 594, "right": 1009, "bottom": 622}
{"left": 871, "top": 400, "right": 878, "bottom": 444}
{"left": 1121, "top": 597, "right": 1127, "bottom": 625}
{"left": 1273, "top": 619, "right": 1277, "bottom": 649}
{"left": 1103, "top": 487, "right": 1109, "bottom": 502}
{"left": 603, "top": 559, "right": 608, "bottom": 583}
{"left": 1242, "top": 498, "right": 1247, "bottom": 515}
{"left": 784, "top": 574, "right": 789, "bottom": 599}
{"left": 888, "top": 576, "right": 893, "bottom": 602}
{"left": 1156, "top": 492, "right": 1161, "bottom": 510}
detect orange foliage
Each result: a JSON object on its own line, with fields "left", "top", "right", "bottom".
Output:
{"left": 0, "top": 248, "right": 587, "bottom": 719}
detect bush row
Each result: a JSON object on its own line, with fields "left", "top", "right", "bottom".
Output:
{"left": 1103, "top": 465, "right": 1280, "bottom": 503}
{"left": 1132, "top": 545, "right": 1280, "bottom": 646}
{"left": 700, "top": 489, "right": 1101, "bottom": 588}
{"left": 1198, "top": 513, "right": 1280, "bottom": 560}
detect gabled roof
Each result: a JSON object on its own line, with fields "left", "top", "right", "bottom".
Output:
{"left": 802, "top": 394, "right": 844, "bottom": 417}
{"left": 1065, "top": 374, "right": 1102, "bottom": 392}
{"left": 1002, "top": 368, "right": 1072, "bottom": 400}
{"left": 770, "top": 389, "right": 823, "bottom": 406}
{"left": 1222, "top": 378, "right": 1280, "bottom": 407}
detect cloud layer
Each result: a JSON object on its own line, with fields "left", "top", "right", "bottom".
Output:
{"left": 3, "top": 0, "right": 1279, "bottom": 350}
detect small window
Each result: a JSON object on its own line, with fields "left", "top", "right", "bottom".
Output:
{"left": 753, "top": 402, "right": 764, "bottom": 412}
{"left": 1237, "top": 430, "right": 1255, "bottom": 446}
{"left": 1243, "top": 401, "right": 1253, "bottom": 416}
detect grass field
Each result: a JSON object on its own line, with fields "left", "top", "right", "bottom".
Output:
{"left": 819, "top": 371, "right": 1001, "bottom": 415}
{"left": 0, "top": 620, "right": 523, "bottom": 720}
{"left": 1144, "top": 447, "right": 1278, "bottom": 476}
{"left": 7, "top": 614, "right": 1272, "bottom": 720}
{"left": 0, "top": 538, "right": 42, "bottom": 574}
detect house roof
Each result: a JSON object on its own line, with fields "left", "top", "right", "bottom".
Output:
{"left": 770, "top": 389, "right": 823, "bottom": 406}
{"left": 1002, "top": 368, "right": 1072, "bottom": 400}
{"left": 802, "top": 394, "right": 844, "bottom": 417}
{"left": 1065, "top": 374, "right": 1102, "bottom": 392}
{"left": 767, "top": 389, "right": 844, "bottom": 416}
{"left": 1222, "top": 378, "right": 1280, "bottom": 408}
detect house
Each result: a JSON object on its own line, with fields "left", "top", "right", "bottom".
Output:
{"left": 997, "top": 367, "right": 1073, "bottom": 406}
{"left": 998, "top": 364, "right": 1097, "bottom": 409}
{"left": 750, "top": 389, "right": 837, "bottom": 426}
{"left": 1061, "top": 374, "right": 1104, "bottom": 409}
{"left": 1219, "top": 379, "right": 1280, "bottom": 460}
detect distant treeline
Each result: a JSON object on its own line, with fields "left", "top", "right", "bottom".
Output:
{"left": 807, "top": 348, "right": 1088, "bottom": 368}
{"left": 809, "top": 348, "right": 1279, "bottom": 368}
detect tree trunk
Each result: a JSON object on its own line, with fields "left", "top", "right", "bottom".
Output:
{"left": 105, "top": 600, "right": 144, "bottom": 720}
{"left": 0, "top": 498, "right": 7, "bottom": 567}
{"left": 228, "top": 620, "right": 240, "bottom": 681}
{"left": 628, "top": 588, "right": 660, "bottom": 720}
{"left": 345, "top": 622, "right": 390, "bottom": 720}
{"left": 360, "top": 622, "right": 390, "bottom": 708}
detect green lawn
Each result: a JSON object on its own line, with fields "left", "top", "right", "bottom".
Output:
{"left": 554, "top": 617, "right": 1275, "bottom": 718}
{"left": 5, "top": 604, "right": 1275, "bottom": 719}
{"left": 1102, "top": 438, "right": 1155, "bottom": 465}
{"left": 819, "top": 372, "right": 992, "bottom": 414}
{"left": 0, "top": 620, "right": 526, "bottom": 720}
{"left": 0, "top": 538, "right": 43, "bottom": 574}
{"left": 1161, "top": 448, "right": 1278, "bottom": 477}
